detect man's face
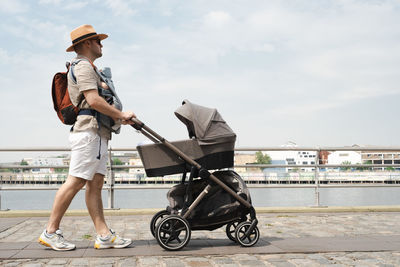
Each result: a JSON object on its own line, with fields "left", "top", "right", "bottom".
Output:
{"left": 89, "top": 38, "right": 103, "bottom": 58}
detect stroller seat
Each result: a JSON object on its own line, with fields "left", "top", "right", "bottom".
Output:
{"left": 137, "top": 139, "right": 234, "bottom": 177}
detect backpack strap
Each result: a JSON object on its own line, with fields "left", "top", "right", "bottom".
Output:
{"left": 69, "top": 57, "right": 97, "bottom": 83}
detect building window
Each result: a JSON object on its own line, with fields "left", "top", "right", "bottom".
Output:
{"left": 302, "top": 162, "right": 308, "bottom": 165}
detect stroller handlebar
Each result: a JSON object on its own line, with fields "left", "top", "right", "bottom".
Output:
{"left": 130, "top": 118, "right": 163, "bottom": 144}
{"left": 130, "top": 117, "right": 144, "bottom": 130}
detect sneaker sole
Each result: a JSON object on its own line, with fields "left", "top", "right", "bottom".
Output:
{"left": 94, "top": 240, "right": 133, "bottom": 249}
{"left": 38, "top": 237, "right": 76, "bottom": 251}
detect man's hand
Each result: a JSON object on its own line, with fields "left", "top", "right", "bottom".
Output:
{"left": 121, "top": 111, "right": 136, "bottom": 125}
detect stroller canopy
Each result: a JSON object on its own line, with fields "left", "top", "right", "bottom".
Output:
{"left": 175, "top": 100, "right": 236, "bottom": 145}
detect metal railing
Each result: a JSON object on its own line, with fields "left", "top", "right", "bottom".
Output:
{"left": 1, "top": 146, "right": 400, "bottom": 210}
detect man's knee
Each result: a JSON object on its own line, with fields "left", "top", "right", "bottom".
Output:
{"left": 66, "top": 175, "right": 87, "bottom": 191}
{"left": 86, "top": 174, "right": 105, "bottom": 191}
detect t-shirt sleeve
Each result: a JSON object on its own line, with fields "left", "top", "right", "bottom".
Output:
{"left": 74, "top": 61, "right": 98, "bottom": 92}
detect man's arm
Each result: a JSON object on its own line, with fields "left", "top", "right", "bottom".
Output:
{"left": 83, "top": 89, "right": 135, "bottom": 124}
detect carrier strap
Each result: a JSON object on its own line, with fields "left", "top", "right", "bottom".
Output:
{"left": 78, "top": 109, "right": 97, "bottom": 116}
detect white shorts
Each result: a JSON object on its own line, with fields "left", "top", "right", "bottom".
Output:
{"left": 68, "top": 131, "right": 108, "bottom": 180}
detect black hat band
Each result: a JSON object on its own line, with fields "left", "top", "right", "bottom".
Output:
{"left": 72, "top": 32, "right": 97, "bottom": 44}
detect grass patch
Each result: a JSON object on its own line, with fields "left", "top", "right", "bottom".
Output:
{"left": 82, "top": 234, "right": 92, "bottom": 240}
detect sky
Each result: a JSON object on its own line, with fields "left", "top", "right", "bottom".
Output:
{"left": 1, "top": 0, "right": 400, "bottom": 155}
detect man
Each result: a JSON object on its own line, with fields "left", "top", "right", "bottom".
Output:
{"left": 38, "top": 24, "right": 135, "bottom": 251}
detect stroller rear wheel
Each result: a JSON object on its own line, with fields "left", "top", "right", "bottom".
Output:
{"left": 226, "top": 220, "right": 243, "bottom": 242}
{"left": 235, "top": 221, "right": 259, "bottom": 247}
{"left": 150, "top": 209, "right": 169, "bottom": 237}
{"left": 155, "top": 215, "right": 191, "bottom": 251}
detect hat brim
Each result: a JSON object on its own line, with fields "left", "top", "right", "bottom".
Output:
{"left": 66, "top": 33, "right": 108, "bottom": 52}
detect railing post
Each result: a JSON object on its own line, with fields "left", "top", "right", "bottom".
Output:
{"left": 314, "top": 148, "right": 320, "bottom": 207}
{"left": 0, "top": 177, "right": 2, "bottom": 210}
{"left": 107, "top": 146, "right": 115, "bottom": 209}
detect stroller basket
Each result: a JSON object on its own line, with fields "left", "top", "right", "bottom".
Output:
{"left": 137, "top": 139, "right": 234, "bottom": 177}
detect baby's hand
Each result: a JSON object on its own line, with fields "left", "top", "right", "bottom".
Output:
{"left": 100, "top": 82, "right": 109, "bottom": 90}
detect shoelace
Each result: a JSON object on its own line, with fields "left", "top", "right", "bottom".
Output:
{"left": 55, "top": 232, "right": 65, "bottom": 243}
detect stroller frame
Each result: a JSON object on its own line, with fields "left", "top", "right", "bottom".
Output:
{"left": 132, "top": 118, "right": 259, "bottom": 250}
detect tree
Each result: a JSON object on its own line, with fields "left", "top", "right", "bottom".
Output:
{"left": 340, "top": 161, "right": 352, "bottom": 171}
{"left": 356, "top": 160, "right": 372, "bottom": 171}
{"left": 112, "top": 158, "right": 124, "bottom": 165}
{"left": 20, "top": 160, "right": 28, "bottom": 166}
{"left": 255, "top": 151, "right": 271, "bottom": 164}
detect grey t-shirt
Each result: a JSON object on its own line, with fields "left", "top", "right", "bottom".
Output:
{"left": 68, "top": 57, "right": 111, "bottom": 140}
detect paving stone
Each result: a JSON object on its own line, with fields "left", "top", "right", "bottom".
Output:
{"left": 69, "top": 258, "right": 89, "bottom": 266}
{"left": 288, "top": 258, "right": 318, "bottom": 266}
{"left": 91, "top": 258, "right": 116, "bottom": 265}
{"left": 185, "top": 257, "right": 212, "bottom": 267}
{"left": 138, "top": 257, "right": 160, "bottom": 266}
{"left": 212, "top": 256, "right": 235, "bottom": 265}
{"left": 264, "top": 259, "right": 295, "bottom": 267}
{"left": 4, "top": 262, "right": 21, "bottom": 267}
{"left": 118, "top": 258, "right": 136, "bottom": 267}
{"left": 163, "top": 258, "right": 185, "bottom": 267}
{"left": 238, "top": 259, "right": 266, "bottom": 266}
{"left": 47, "top": 259, "right": 68, "bottom": 265}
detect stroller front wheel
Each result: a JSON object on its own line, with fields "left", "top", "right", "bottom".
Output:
{"left": 235, "top": 221, "right": 260, "bottom": 247}
{"left": 155, "top": 215, "right": 191, "bottom": 251}
{"left": 150, "top": 209, "right": 170, "bottom": 237}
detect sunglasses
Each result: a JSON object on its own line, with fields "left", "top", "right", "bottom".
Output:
{"left": 91, "top": 38, "right": 101, "bottom": 45}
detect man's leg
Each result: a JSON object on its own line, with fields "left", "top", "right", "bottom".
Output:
{"left": 47, "top": 175, "right": 86, "bottom": 233}
{"left": 85, "top": 173, "right": 109, "bottom": 236}
{"left": 86, "top": 172, "right": 133, "bottom": 249}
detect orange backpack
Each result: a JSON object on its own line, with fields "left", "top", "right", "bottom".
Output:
{"left": 51, "top": 59, "right": 95, "bottom": 125}
{"left": 51, "top": 62, "right": 78, "bottom": 125}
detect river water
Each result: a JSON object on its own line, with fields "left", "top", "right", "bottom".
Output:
{"left": 1, "top": 186, "right": 400, "bottom": 210}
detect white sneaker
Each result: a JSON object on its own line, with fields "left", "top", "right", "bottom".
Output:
{"left": 38, "top": 229, "right": 76, "bottom": 251}
{"left": 94, "top": 229, "right": 132, "bottom": 249}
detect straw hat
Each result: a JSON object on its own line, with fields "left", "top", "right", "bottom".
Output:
{"left": 66, "top": 24, "right": 108, "bottom": 52}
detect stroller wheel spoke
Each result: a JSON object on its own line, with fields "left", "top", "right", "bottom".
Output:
{"left": 150, "top": 210, "right": 170, "bottom": 237}
{"left": 226, "top": 219, "right": 244, "bottom": 242}
{"left": 235, "top": 221, "right": 260, "bottom": 247}
{"left": 155, "top": 215, "right": 191, "bottom": 251}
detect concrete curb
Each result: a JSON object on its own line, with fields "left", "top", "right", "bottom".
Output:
{"left": 1, "top": 205, "right": 400, "bottom": 217}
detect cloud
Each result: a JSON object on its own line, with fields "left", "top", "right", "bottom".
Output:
{"left": 64, "top": 2, "right": 89, "bottom": 10}
{"left": 203, "top": 11, "right": 232, "bottom": 28}
{"left": 105, "top": 0, "right": 137, "bottom": 16}
{"left": 0, "top": 0, "right": 28, "bottom": 13}
{"left": 39, "top": 0, "right": 61, "bottom": 4}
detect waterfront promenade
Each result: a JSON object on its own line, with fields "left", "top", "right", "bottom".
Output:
{"left": 1, "top": 207, "right": 400, "bottom": 266}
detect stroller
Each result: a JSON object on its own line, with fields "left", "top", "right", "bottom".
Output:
{"left": 133, "top": 100, "right": 259, "bottom": 251}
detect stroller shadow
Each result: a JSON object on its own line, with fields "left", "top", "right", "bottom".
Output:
{"left": 132, "top": 237, "right": 287, "bottom": 255}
